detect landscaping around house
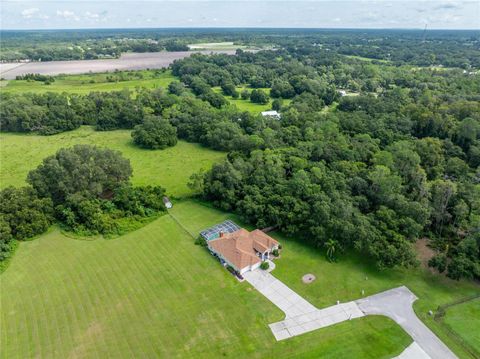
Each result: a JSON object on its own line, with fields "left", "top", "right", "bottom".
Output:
{"left": 0, "top": 204, "right": 411, "bottom": 359}
{"left": 170, "top": 200, "right": 480, "bottom": 359}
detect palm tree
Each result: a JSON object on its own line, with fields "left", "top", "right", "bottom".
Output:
{"left": 324, "top": 239, "right": 337, "bottom": 262}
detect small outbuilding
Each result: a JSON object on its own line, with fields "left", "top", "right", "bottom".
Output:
{"left": 163, "top": 196, "right": 173, "bottom": 209}
{"left": 261, "top": 110, "right": 281, "bottom": 119}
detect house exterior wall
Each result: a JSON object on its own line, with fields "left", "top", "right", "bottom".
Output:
{"left": 207, "top": 242, "right": 278, "bottom": 274}
{"left": 250, "top": 262, "right": 262, "bottom": 272}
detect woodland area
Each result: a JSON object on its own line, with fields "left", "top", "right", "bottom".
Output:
{"left": 1, "top": 32, "right": 479, "bottom": 279}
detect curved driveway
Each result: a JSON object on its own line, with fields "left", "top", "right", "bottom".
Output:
{"left": 245, "top": 269, "right": 458, "bottom": 359}
{"left": 356, "top": 286, "right": 458, "bottom": 359}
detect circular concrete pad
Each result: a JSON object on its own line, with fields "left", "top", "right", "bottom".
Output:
{"left": 302, "top": 274, "right": 316, "bottom": 284}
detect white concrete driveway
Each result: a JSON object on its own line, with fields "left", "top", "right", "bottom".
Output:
{"left": 244, "top": 269, "right": 457, "bottom": 359}
{"left": 243, "top": 268, "right": 317, "bottom": 318}
{"left": 394, "top": 342, "right": 430, "bottom": 359}
{"left": 356, "top": 286, "right": 458, "bottom": 359}
{"left": 243, "top": 269, "right": 364, "bottom": 340}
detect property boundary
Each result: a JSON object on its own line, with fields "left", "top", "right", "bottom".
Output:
{"left": 434, "top": 294, "right": 480, "bottom": 359}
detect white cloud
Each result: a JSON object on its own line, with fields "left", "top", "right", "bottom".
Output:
{"left": 21, "top": 7, "right": 39, "bottom": 18}
{"left": 85, "top": 11, "right": 99, "bottom": 19}
{"left": 56, "top": 10, "right": 80, "bottom": 21}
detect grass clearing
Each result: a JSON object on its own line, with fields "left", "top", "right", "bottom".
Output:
{"left": 171, "top": 200, "right": 480, "bottom": 359}
{"left": 1, "top": 206, "right": 410, "bottom": 358}
{"left": 0, "top": 126, "right": 225, "bottom": 198}
{"left": 188, "top": 42, "right": 248, "bottom": 51}
{"left": 212, "top": 86, "right": 288, "bottom": 114}
{"left": 0, "top": 70, "right": 176, "bottom": 94}
{"left": 443, "top": 299, "right": 480, "bottom": 354}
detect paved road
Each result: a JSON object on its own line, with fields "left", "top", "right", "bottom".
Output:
{"left": 356, "top": 286, "right": 458, "bottom": 359}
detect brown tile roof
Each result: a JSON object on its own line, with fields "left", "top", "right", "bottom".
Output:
{"left": 208, "top": 228, "right": 279, "bottom": 271}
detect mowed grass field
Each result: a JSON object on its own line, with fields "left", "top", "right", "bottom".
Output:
{"left": 171, "top": 201, "right": 480, "bottom": 359}
{"left": 212, "top": 86, "right": 291, "bottom": 114}
{"left": 443, "top": 299, "right": 480, "bottom": 354}
{"left": 0, "top": 126, "right": 225, "bottom": 198}
{"left": 1, "top": 201, "right": 411, "bottom": 359}
{"left": 0, "top": 70, "right": 176, "bottom": 94}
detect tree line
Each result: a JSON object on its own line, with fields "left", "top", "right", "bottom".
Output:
{"left": 0, "top": 145, "right": 167, "bottom": 266}
{"left": 1, "top": 43, "right": 479, "bottom": 279}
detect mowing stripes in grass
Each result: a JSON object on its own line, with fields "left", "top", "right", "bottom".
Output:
{"left": 1, "top": 208, "right": 411, "bottom": 358}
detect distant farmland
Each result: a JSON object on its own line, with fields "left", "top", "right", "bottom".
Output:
{"left": 0, "top": 50, "right": 239, "bottom": 79}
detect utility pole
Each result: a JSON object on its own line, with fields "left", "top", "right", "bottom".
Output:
{"left": 422, "top": 24, "right": 428, "bottom": 43}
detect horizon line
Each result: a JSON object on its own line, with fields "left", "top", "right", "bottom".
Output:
{"left": 2, "top": 26, "right": 480, "bottom": 31}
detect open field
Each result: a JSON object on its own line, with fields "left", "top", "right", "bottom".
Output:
{"left": 0, "top": 126, "right": 225, "bottom": 198}
{"left": 0, "top": 50, "right": 239, "bottom": 80}
{"left": 0, "top": 70, "right": 176, "bottom": 94}
{"left": 343, "top": 55, "right": 391, "bottom": 64}
{"left": 1, "top": 205, "right": 411, "bottom": 359}
{"left": 171, "top": 200, "right": 480, "bottom": 359}
{"left": 212, "top": 86, "right": 292, "bottom": 114}
{"left": 188, "top": 41, "right": 248, "bottom": 50}
{"left": 443, "top": 299, "right": 480, "bottom": 354}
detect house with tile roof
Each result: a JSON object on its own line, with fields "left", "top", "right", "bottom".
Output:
{"left": 206, "top": 226, "right": 280, "bottom": 274}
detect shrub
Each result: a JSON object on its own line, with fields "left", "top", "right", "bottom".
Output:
{"left": 240, "top": 89, "right": 250, "bottom": 100}
{"left": 250, "top": 89, "right": 270, "bottom": 105}
{"left": 260, "top": 261, "right": 270, "bottom": 270}
{"left": 194, "top": 236, "right": 207, "bottom": 246}
{"left": 132, "top": 116, "right": 178, "bottom": 150}
{"left": 0, "top": 186, "right": 53, "bottom": 262}
{"left": 272, "top": 249, "right": 279, "bottom": 257}
{"left": 168, "top": 81, "right": 185, "bottom": 95}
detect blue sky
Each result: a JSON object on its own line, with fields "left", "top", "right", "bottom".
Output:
{"left": 1, "top": 1, "right": 479, "bottom": 30}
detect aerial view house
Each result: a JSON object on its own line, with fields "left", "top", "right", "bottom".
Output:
{"left": 201, "top": 221, "right": 280, "bottom": 274}
{"left": 261, "top": 110, "right": 281, "bottom": 119}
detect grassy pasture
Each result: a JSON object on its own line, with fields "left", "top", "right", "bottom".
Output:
{"left": 0, "top": 126, "right": 225, "bottom": 198}
{"left": 171, "top": 200, "right": 480, "bottom": 359}
{"left": 443, "top": 299, "right": 480, "bottom": 354}
{"left": 188, "top": 42, "right": 248, "bottom": 51}
{"left": 0, "top": 70, "right": 176, "bottom": 94}
{"left": 212, "top": 86, "right": 288, "bottom": 113}
{"left": 1, "top": 206, "right": 411, "bottom": 359}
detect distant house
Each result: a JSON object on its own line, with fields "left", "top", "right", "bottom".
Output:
{"left": 338, "top": 90, "right": 347, "bottom": 97}
{"left": 202, "top": 221, "right": 280, "bottom": 274}
{"left": 163, "top": 196, "right": 173, "bottom": 209}
{"left": 261, "top": 110, "right": 281, "bottom": 119}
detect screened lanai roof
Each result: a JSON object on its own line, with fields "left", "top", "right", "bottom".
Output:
{"left": 200, "top": 220, "right": 241, "bottom": 241}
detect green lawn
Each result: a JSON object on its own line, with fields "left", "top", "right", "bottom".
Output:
{"left": 1, "top": 209, "right": 410, "bottom": 359}
{"left": 171, "top": 200, "right": 480, "bottom": 359}
{"left": 443, "top": 299, "right": 480, "bottom": 354}
{"left": 0, "top": 70, "right": 176, "bottom": 94}
{"left": 0, "top": 126, "right": 225, "bottom": 198}
{"left": 212, "top": 86, "right": 290, "bottom": 114}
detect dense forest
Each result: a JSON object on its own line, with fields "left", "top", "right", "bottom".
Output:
{"left": 1, "top": 28, "right": 479, "bottom": 69}
{"left": 1, "top": 32, "right": 479, "bottom": 280}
